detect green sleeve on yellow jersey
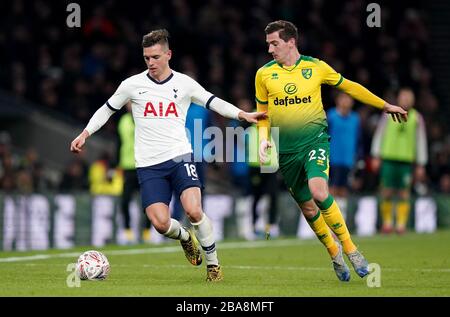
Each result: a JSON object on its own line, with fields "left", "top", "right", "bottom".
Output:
{"left": 255, "top": 67, "right": 268, "bottom": 105}
{"left": 254, "top": 67, "right": 270, "bottom": 141}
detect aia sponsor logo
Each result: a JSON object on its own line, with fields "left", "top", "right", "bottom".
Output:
{"left": 144, "top": 102, "right": 179, "bottom": 117}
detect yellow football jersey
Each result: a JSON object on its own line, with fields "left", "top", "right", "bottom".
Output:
{"left": 255, "top": 55, "right": 343, "bottom": 153}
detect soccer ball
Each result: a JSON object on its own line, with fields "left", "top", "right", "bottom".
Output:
{"left": 76, "top": 250, "right": 110, "bottom": 281}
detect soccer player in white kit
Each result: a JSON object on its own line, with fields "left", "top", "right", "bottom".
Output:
{"left": 70, "top": 29, "right": 266, "bottom": 281}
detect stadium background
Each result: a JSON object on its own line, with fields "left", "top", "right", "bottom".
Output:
{"left": 0, "top": 0, "right": 449, "bottom": 250}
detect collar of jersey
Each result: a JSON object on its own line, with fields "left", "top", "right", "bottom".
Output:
{"left": 147, "top": 72, "right": 174, "bottom": 85}
{"left": 276, "top": 55, "right": 302, "bottom": 72}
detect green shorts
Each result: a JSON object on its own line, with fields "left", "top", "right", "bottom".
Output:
{"left": 380, "top": 160, "right": 412, "bottom": 190}
{"left": 279, "top": 140, "right": 330, "bottom": 204}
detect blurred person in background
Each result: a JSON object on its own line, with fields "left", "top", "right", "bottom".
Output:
{"left": 118, "top": 102, "right": 152, "bottom": 244}
{"left": 229, "top": 98, "right": 252, "bottom": 196}
{"left": 59, "top": 157, "right": 89, "bottom": 191}
{"left": 371, "top": 88, "right": 428, "bottom": 234}
{"left": 244, "top": 99, "right": 280, "bottom": 239}
{"left": 327, "top": 92, "right": 361, "bottom": 214}
{"left": 439, "top": 173, "right": 450, "bottom": 194}
{"left": 172, "top": 102, "right": 212, "bottom": 222}
{"left": 88, "top": 151, "right": 123, "bottom": 196}
{"left": 0, "top": 132, "right": 16, "bottom": 192}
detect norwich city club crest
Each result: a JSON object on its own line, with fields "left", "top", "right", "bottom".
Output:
{"left": 302, "top": 68, "right": 312, "bottom": 79}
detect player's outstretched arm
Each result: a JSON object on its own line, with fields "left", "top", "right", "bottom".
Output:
{"left": 206, "top": 96, "right": 268, "bottom": 123}
{"left": 337, "top": 79, "right": 407, "bottom": 122}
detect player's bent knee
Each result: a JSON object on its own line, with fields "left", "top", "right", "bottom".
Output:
{"left": 180, "top": 187, "right": 203, "bottom": 222}
{"left": 311, "top": 189, "right": 329, "bottom": 203}
{"left": 184, "top": 207, "right": 203, "bottom": 223}
{"left": 301, "top": 207, "right": 317, "bottom": 219}
{"left": 152, "top": 220, "right": 170, "bottom": 234}
{"left": 298, "top": 201, "right": 318, "bottom": 219}
{"left": 146, "top": 211, "right": 170, "bottom": 234}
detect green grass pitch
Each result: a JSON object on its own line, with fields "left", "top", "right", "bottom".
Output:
{"left": 1, "top": 231, "right": 449, "bottom": 296}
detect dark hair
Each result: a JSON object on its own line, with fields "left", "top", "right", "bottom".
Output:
{"left": 142, "top": 29, "right": 170, "bottom": 48}
{"left": 265, "top": 20, "right": 298, "bottom": 45}
{"left": 398, "top": 87, "right": 414, "bottom": 94}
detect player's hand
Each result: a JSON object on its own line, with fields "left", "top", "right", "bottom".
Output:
{"left": 383, "top": 103, "right": 408, "bottom": 123}
{"left": 415, "top": 165, "right": 426, "bottom": 182}
{"left": 259, "top": 139, "right": 272, "bottom": 164}
{"left": 70, "top": 130, "right": 89, "bottom": 153}
{"left": 238, "top": 111, "right": 268, "bottom": 124}
{"left": 371, "top": 157, "right": 381, "bottom": 173}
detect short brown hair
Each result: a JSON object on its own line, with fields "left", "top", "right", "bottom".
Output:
{"left": 265, "top": 20, "right": 298, "bottom": 45}
{"left": 142, "top": 29, "right": 170, "bottom": 48}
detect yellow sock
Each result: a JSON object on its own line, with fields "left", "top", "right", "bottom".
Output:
{"left": 305, "top": 211, "right": 339, "bottom": 257}
{"left": 381, "top": 199, "right": 393, "bottom": 228}
{"left": 125, "top": 229, "right": 135, "bottom": 241}
{"left": 318, "top": 195, "right": 356, "bottom": 254}
{"left": 142, "top": 228, "right": 151, "bottom": 242}
{"left": 396, "top": 200, "right": 410, "bottom": 230}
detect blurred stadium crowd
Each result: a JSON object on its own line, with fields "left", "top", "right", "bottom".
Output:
{"left": 0, "top": 0, "right": 449, "bottom": 195}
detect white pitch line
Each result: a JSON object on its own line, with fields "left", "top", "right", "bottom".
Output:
{"left": 98, "top": 263, "right": 450, "bottom": 273}
{"left": 141, "top": 263, "right": 332, "bottom": 271}
{"left": 19, "top": 263, "right": 450, "bottom": 273}
{"left": 0, "top": 239, "right": 309, "bottom": 263}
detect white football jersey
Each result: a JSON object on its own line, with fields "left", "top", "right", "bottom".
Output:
{"left": 107, "top": 70, "right": 214, "bottom": 167}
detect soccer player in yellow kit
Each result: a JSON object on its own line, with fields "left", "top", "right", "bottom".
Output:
{"left": 255, "top": 20, "right": 408, "bottom": 281}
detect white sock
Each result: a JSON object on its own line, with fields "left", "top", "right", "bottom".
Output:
{"left": 163, "top": 219, "right": 189, "bottom": 241}
{"left": 191, "top": 213, "right": 219, "bottom": 266}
